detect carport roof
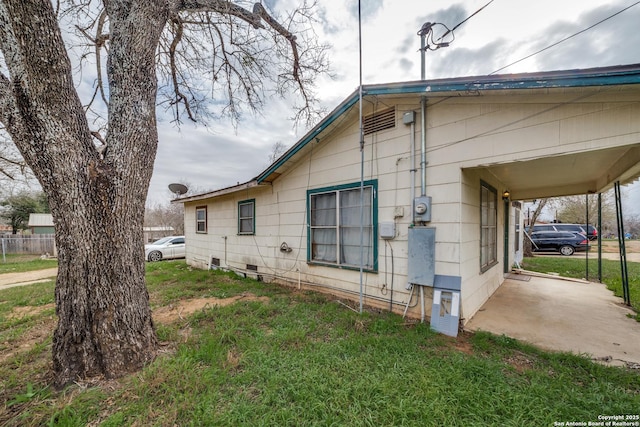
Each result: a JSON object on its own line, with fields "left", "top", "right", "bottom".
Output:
{"left": 176, "top": 63, "right": 640, "bottom": 204}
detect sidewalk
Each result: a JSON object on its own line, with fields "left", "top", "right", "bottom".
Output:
{"left": 0, "top": 268, "right": 58, "bottom": 291}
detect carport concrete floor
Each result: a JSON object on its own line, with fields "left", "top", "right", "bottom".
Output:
{"left": 466, "top": 273, "right": 640, "bottom": 367}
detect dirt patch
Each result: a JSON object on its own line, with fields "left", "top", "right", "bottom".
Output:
{"left": 601, "top": 240, "right": 640, "bottom": 253}
{"left": 152, "top": 293, "right": 270, "bottom": 324}
{"left": 504, "top": 351, "right": 536, "bottom": 373}
{"left": 0, "top": 316, "right": 56, "bottom": 364}
{"left": 7, "top": 303, "right": 55, "bottom": 320}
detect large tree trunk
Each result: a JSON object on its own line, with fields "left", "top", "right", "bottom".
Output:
{"left": 0, "top": 0, "right": 167, "bottom": 387}
{"left": 51, "top": 187, "right": 157, "bottom": 387}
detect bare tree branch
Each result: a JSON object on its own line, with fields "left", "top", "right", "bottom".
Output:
{"left": 176, "top": 0, "right": 265, "bottom": 29}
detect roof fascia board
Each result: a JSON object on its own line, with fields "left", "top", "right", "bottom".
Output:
{"left": 173, "top": 180, "right": 259, "bottom": 204}
{"left": 256, "top": 64, "right": 640, "bottom": 185}
{"left": 365, "top": 68, "right": 640, "bottom": 96}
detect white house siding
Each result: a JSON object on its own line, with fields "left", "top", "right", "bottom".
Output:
{"left": 459, "top": 169, "right": 505, "bottom": 320}
{"left": 184, "top": 86, "right": 640, "bottom": 322}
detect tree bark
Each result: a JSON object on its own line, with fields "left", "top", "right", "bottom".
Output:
{"left": 0, "top": 0, "right": 166, "bottom": 387}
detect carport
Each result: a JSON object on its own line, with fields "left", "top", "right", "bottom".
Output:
{"left": 461, "top": 74, "right": 640, "bottom": 360}
{"left": 466, "top": 272, "right": 640, "bottom": 367}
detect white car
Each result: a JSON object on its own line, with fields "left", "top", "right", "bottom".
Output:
{"left": 145, "top": 236, "right": 185, "bottom": 262}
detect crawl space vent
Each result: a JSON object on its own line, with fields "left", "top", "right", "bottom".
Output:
{"left": 363, "top": 107, "right": 395, "bottom": 135}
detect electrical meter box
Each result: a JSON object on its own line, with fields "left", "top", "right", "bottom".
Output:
{"left": 379, "top": 222, "right": 396, "bottom": 239}
{"left": 414, "top": 196, "right": 432, "bottom": 222}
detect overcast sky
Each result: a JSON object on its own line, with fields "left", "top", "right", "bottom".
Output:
{"left": 148, "top": 0, "right": 640, "bottom": 214}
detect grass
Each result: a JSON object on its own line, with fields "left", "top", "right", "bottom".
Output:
{"left": 521, "top": 255, "right": 640, "bottom": 320}
{"left": 1, "top": 261, "right": 639, "bottom": 426}
{"left": 0, "top": 254, "right": 57, "bottom": 274}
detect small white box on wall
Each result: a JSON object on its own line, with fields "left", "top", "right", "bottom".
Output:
{"left": 379, "top": 222, "right": 396, "bottom": 239}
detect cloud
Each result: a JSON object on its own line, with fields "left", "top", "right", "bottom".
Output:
{"left": 347, "top": 0, "right": 384, "bottom": 21}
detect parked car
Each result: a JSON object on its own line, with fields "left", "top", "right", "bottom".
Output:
{"left": 531, "top": 223, "right": 587, "bottom": 237}
{"left": 144, "top": 236, "right": 185, "bottom": 261}
{"left": 582, "top": 224, "right": 598, "bottom": 241}
{"left": 530, "top": 231, "right": 589, "bottom": 256}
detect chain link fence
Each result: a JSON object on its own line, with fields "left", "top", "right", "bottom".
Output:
{"left": 1, "top": 234, "right": 56, "bottom": 258}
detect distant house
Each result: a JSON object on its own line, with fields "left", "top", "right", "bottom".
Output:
{"left": 143, "top": 226, "right": 175, "bottom": 243}
{"left": 177, "top": 64, "right": 640, "bottom": 334}
{"left": 28, "top": 213, "right": 54, "bottom": 235}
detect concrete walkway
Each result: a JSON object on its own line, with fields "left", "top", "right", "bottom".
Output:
{"left": 0, "top": 268, "right": 58, "bottom": 291}
{"left": 466, "top": 273, "right": 640, "bottom": 367}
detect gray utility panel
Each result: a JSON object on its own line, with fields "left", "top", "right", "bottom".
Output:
{"left": 407, "top": 226, "right": 435, "bottom": 286}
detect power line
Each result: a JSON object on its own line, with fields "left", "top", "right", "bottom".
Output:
{"left": 490, "top": 0, "right": 640, "bottom": 75}
{"left": 421, "top": 0, "right": 495, "bottom": 53}
{"left": 437, "top": 0, "right": 495, "bottom": 43}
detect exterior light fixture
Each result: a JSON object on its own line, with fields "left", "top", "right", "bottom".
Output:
{"left": 502, "top": 190, "right": 510, "bottom": 200}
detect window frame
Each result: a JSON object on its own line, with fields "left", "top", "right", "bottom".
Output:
{"left": 306, "top": 180, "right": 378, "bottom": 272}
{"left": 195, "top": 206, "right": 207, "bottom": 234}
{"left": 480, "top": 181, "right": 498, "bottom": 272}
{"left": 238, "top": 199, "right": 255, "bottom": 235}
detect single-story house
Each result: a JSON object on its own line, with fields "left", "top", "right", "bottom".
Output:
{"left": 28, "top": 213, "right": 55, "bottom": 235}
{"left": 177, "top": 64, "right": 640, "bottom": 335}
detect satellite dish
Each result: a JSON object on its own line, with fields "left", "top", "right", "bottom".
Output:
{"left": 168, "top": 183, "right": 188, "bottom": 196}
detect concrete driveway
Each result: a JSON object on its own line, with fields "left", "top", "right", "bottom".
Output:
{"left": 466, "top": 272, "right": 640, "bottom": 367}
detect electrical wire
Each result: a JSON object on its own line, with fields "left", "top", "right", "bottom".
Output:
{"left": 436, "top": 0, "right": 495, "bottom": 43}
{"left": 490, "top": 0, "right": 640, "bottom": 75}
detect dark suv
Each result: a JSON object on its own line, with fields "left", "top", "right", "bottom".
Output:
{"left": 530, "top": 231, "right": 589, "bottom": 256}
{"left": 531, "top": 223, "right": 586, "bottom": 237}
{"left": 582, "top": 224, "right": 598, "bottom": 241}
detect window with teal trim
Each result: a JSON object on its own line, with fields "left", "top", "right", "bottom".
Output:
{"left": 238, "top": 199, "right": 255, "bottom": 235}
{"left": 308, "top": 181, "right": 377, "bottom": 270}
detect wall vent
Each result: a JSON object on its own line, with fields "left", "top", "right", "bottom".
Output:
{"left": 210, "top": 257, "right": 220, "bottom": 267}
{"left": 246, "top": 264, "right": 258, "bottom": 272}
{"left": 363, "top": 107, "right": 395, "bottom": 135}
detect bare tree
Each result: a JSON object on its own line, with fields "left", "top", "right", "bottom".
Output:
{"left": 0, "top": 0, "right": 328, "bottom": 388}
{"left": 0, "top": 132, "right": 28, "bottom": 182}
{"left": 549, "top": 190, "right": 616, "bottom": 229}
{"left": 145, "top": 202, "right": 185, "bottom": 236}
{"left": 523, "top": 199, "right": 548, "bottom": 257}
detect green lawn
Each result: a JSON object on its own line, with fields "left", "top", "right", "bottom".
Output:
{"left": 1, "top": 261, "right": 639, "bottom": 426}
{"left": 0, "top": 254, "right": 58, "bottom": 274}
{"left": 521, "top": 256, "right": 640, "bottom": 320}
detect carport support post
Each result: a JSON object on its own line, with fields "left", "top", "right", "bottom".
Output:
{"left": 598, "top": 193, "right": 602, "bottom": 283}
{"left": 614, "top": 181, "right": 631, "bottom": 306}
{"left": 503, "top": 197, "right": 509, "bottom": 273}
{"left": 585, "top": 194, "right": 589, "bottom": 280}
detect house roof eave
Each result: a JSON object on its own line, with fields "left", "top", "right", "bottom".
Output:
{"left": 172, "top": 179, "right": 261, "bottom": 204}
{"left": 255, "top": 63, "right": 640, "bottom": 185}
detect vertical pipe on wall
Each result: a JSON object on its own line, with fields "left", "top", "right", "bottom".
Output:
{"left": 357, "top": 0, "right": 365, "bottom": 314}
{"left": 420, "top": 98, "right": 427, "bottom": 196}
{"left": 419, "top": 26, "right": 427, "bottom": 197}
{"left": 411, "top": 121, "right": 416, "bottom": 221}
